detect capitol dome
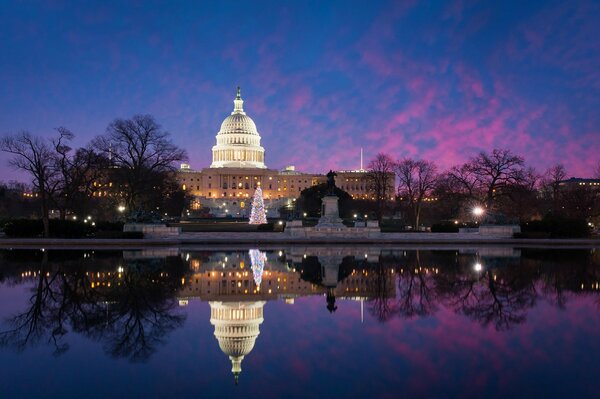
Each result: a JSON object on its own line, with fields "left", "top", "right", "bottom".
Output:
{"left": 209, "top": 301, "right": 265, "bottom": 384}
{"left": 210, "top": 87, "right": 266, "bottom": 169}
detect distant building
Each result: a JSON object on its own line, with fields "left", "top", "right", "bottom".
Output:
{"left": 559, "top": 177, "right": 600, "bottom": 189}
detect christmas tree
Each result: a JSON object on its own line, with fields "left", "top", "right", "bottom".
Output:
{"left": 249, "top": 187, "right": 267, "bottom": 224}
{"left": 249, "top": 249, "right": 267, "bottom": 287}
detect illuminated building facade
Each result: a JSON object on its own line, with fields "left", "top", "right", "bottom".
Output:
{"left": 177, "top": 88, "right": 386, "bottom": 217}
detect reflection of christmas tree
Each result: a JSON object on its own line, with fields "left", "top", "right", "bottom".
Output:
{"left": 249, "top": 187, "right": 267, "bottom": 224}
{"left": 249, "top": 249, "right": 267, "bottom": 287}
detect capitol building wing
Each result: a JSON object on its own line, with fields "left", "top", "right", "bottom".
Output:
{"left": 177, "top": 87, "right": 376, "bottom": 217}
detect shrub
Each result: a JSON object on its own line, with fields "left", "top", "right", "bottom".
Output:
{"left": 257, "top": 223, "right": 275, "bottom": 232}
{"left": 431, "top": 222, "right": 459, "bottom": 233}
{"left": 3, "top": 219, "right": 43, "bottom": 237}
{"left": 51, "top": 220, "right": 91, "bottom": 238}
{"left": 2, "top": 219, "right": 93, "bottom": 238}
{"left": 521, "top": 216, "right": 590, "bottom": 238}
{"left": 95, "top": 221, "right": 125, "bottom": 232}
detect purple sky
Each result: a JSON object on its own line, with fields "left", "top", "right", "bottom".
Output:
{"left": 1, "top": 1, "right": 599, "bottom": 182}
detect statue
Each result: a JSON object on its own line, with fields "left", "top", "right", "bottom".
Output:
{"left": 326, "top": 170, "right": 337, "bottom": 196}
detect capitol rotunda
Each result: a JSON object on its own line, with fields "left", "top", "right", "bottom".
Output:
{"left": 210, "top": 87, "right": 266, "bottom": 169}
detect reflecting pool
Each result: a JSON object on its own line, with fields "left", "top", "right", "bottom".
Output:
{"left": 0, "top": 246, "right": 599, "bottom": 398}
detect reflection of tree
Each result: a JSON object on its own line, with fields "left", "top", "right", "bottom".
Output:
{"left": 457, "top": 271, "right": 536, "bottom": 330}
{"left": 436, "top": 258, "right": 538, "bottom": 331}
{"left": 369, "top": 262, "right": 397, "bottom": 322}
{"left": 0, "top": 252, "right": 82, "bottom": 355}
{"left": 94, "top": 260, "right": 185, "bottom": 362}
{"left": 0, "top": 253, "right": 186, "bottom": 361}
{"left": 396, "top": 251, "right": 438, "bottom": 317}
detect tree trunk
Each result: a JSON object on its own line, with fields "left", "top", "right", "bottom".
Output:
{"left": 414, "top": 205, "right": 421, "bottom": 230}
{"left": 41, "top": 192, "right": 50, "bottom": 238}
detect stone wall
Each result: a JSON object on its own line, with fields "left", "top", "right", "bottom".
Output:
{"left": 123, "top": 224, "right": 181, "bottom": 238}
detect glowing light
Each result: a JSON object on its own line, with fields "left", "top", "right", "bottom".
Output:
{"left": 249, "top": 249, "right": 267, "bottom": 286}
{"left": 472, "top": 207, "right": 485, "bottom": 217}
{"left": 474, "top": 263, "right": 483, "bottom": 272}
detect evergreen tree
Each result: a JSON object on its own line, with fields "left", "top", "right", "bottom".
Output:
{"left": 249, "top": 187, "right": 267, "bottom": 224}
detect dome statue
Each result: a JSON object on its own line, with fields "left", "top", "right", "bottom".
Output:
{"left": 209, "top": 301, "right": 266, "bottom": 384}
{"left": 210, "top": 87, "right": 267, "bottom": 169}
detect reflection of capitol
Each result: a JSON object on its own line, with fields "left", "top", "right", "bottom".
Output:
{"left": 209, "top": 301, "right": 265, "bottom": 384}
{"left": 180, "top": 247, "right": 392, "bottom": 383}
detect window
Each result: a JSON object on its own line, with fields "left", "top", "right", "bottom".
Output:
{"left": 208, "top": 183, "right": 211, "bottom": 188}
{"left": 245, "top": 183, "right": 249, "bottom": 189}
{"left": 223, "top": 183, "right": 228, "bottom": 189}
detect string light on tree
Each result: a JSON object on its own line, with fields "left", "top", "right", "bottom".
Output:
{"left": 249, "top": 187, "right": 267, "bottom": 224}
{"left": 249, "top": 249, "right": 267, "bottom": 287}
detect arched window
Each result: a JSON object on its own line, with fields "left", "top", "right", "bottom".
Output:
{"left": 245, "top": 183, "right": 249, "bottom": 189}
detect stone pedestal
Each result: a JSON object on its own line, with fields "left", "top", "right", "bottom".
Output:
{"left": 316, "top": 195, "right": 344, "bottom": 228}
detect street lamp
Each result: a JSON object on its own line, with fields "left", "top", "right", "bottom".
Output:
{"left": 117, "top": 205, "right": 126, "bottom": 213}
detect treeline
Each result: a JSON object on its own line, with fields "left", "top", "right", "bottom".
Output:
{"left": 0, "top": 115, "right": 188, "bottom": 237}
{"left": 366, "top": 149, "right": 600, "bottom": 229}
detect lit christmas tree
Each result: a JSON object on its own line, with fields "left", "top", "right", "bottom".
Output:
{"left": 249, "top": 249, "right": 267, "bottom": 287}
{"left": 249, "top": 187, "right": 267, "bottom": 224}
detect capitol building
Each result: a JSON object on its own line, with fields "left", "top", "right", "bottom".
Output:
{"left": 177, "top": 87, "right": 372, "bottom": 217}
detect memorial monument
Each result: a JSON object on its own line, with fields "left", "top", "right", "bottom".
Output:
{"left": 315, "top": 170, "right": 345, "bottom": 229}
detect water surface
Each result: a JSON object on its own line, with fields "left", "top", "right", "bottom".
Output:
{"left": 0, "top": 247, "right": 599, "bottom": 398}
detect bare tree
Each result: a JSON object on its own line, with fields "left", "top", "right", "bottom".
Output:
{"left": 0, "top": 132, "right": 59, "bottom": 236}
{"left": 53, "top": 128, "right": 108, "bottom": 219}
{"left": 395, "top": 159, "right": 438, "bottom": 228}
{"left": 541, "top": 164, "right": 567, "bottom": 214}
{"left": 464, "top": 149, "right": 526, "bottom": 211}
{"left": 446, "top": 164, "right": 478, "bottom": 199}
{"left": 365, "top": 153, "right": 395, "bottom": 220}
{"left": 499, "top": 167, "right": 540, "bottom": 222}
{"left": 94, "top": 115, "right": 187, "bottom": 212}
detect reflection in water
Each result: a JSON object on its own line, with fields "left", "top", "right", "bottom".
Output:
{"left": 249, "top": 249, "right": 266, "bottom": 287}
{"left": 1, "top": 247, "right": 600, "bottom": 388}
{"left": 0, "top": 250, "right": 186, "bottom": 361}
{"left": 209, "top": 300, "right": 265, "bottom": 384}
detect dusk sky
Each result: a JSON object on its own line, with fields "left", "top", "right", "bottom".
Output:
{"left": 1, "top": 0, "right": 598, "bottom": 182}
